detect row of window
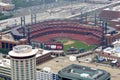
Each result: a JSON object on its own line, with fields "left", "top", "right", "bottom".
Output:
{"left": 11, "top": 59, "right": 35, "bottom": 80}
{"left": 2, "top": 42, "right": 16, "bottom": 50}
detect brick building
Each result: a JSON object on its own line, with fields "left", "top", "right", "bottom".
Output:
{"left": 0, "top": 33, "right": 27, "bottom": 50}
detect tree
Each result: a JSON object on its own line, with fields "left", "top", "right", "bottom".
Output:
{"left": 0, "top": 48, "right": 9, "bottom": 54}
{"left": 0, "top": 78, "right": 4, "bottom": 80}
{"left": 0, "top": 12, "right": 13, "bottom": 20}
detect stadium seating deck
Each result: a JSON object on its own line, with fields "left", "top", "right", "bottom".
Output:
{"left": 16, "top": 20, "right": 102, "bottom": 45}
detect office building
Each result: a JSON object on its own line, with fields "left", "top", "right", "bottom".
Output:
{"left": 0, "top": 33, "right": 27, "bottom": 50}
{"left": 58, "top": 64, "right": 111, "bottom": 80}
{"left": 0, "top": 59, "right": 11, "bottom": 80}
{"left": 36, "top": 69, "right": 58, "bottom": 80}
{"left": 102, "top": 40, "right": 120, "bottom": 59}
{"left": 8, "top": 45, "right": 38, "bottom": 80}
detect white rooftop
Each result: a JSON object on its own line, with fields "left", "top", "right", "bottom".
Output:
{"left": 103, "top": 40, "right": 120, "bottom": 57}
{"left": 9, "top": 45, "right": 38, "bottom": 58}
{"left": 0, "top": 58, "right": 10, "bottom": 68}
{"left": 112, "top": 5, "right": 120, "bottom": 11}
{"left": 0, "top": 2, "right": 12, "bottom": 6}
{"left": 1, "top": 33, "right": 16, "bottom": 42}
{"left": 112, "top": 18, "right": 120, "bottom": 22}
{"left": 43, "top": 67, "right": 51, "bottom": 72}
{"left": 36, "top": 49, "right": 51, "bottom": 58}
{"left": 80, "top": 73, "right": 90, "bottom": 78}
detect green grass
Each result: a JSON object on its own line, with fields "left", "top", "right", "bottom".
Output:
{"left": 51, "top": 38, "right": 96, "bottom": 52}
{"left": 63, "top": 40, "right": 95, "bottom": 52}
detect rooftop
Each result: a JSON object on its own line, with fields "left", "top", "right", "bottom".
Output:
{"left": 9, "top": 45, "right": 38, "bottom": 57}
{"left": 58, "top": 64, "right": 110, "bottom": 80}
{"left": 0, "top": 33, "right": 16, "bottom": 42}
{"left": 0, "top": 58, "right": 10, "bottom": 68}
{"left": 36, "top": 56, "right": 120, "bottom": 80}
{"left": 112, "top": 5, "right": 120, "bottom": 11}
{"left": 0, "top": 2, "right": 12, "bottom": 6}
{"left": 36, "top": 49, "right": 51, "bottom": 58}
{"left": 103, "top": 40, "right": 120, "bottom": 57}
{"left": 111, "top": 18, "right": 120, "bottom": 22}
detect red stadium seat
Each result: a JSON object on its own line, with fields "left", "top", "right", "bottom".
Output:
{"left": 17, "top": 20, "right": 102, "bottom": 45}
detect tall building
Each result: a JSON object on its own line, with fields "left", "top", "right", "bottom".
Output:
{"left": 8, "top": 45, "right": 38, "bottom": 80}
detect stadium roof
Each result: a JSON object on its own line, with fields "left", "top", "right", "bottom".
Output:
{"left": 11, "top": 26, "right": 23, "bottom": 37}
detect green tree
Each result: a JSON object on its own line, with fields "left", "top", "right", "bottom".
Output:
{"left": 0, "top": 78, "right": 4, "bottom": 80}
{"left": 0, "top": 12, "right": 13, "bottom": 20}
{"left": 0, "top": 48, "right": 9, "bottom": 54}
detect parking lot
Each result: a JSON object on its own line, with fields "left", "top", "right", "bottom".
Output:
{"left": 37, "top": 56, "right": 120, "bottom": 80}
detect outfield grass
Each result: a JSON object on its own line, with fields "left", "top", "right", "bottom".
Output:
{"left": 64, "top": 40, "right": 96, "bottom": 52}
{"left": 55, "top": 38, "right": 68, "bottom": 43}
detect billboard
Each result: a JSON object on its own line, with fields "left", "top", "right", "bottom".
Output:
{"left": 44, "top": 43, "right": 63, "bottom": 50}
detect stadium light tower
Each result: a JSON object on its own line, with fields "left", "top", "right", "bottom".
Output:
{"left": 101, "top": 20, "right": 108, "bottom": 49}
{"left": 101, "top": 21, "right": 105, "bottom": 49}
{"left": 94, "top": 13, "right": 97, "bottom": 26}
{"left": 80, "top": 11, "right": 83, "bottom": 24}
{"left": 21, "top": 16, "right": 26, "bottom": 38}
{"left": 29, "top": 7, "right": 37, "bottom": 24}
{"left": 27, "top": 26, "right": 31, "bottom": 45}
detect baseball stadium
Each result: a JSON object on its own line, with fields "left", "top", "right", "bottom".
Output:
{"left": 12, "top": 19, "right": 103, "bottom": 52}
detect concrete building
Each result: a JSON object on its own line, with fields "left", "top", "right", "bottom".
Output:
{"left": 99, "top": 39, "right": 120, "bottom": 65}
{"left": 8, "top": 45, "right": 38, "bottom": 80}
{"left": 0, "top": 33, "right": 27, "bottom": 50}
{"left": 0, "top": 2, "right": 14, "bottom": 11}
{"left": 36, "top": 49, "right": 54, "bottom": 65}
{"left": 36, "top": 69, "right": 58, "bottom": 80}
{"left": 0, "top": 59, "right": 11, "bottom": 80}
{"left": 109, "top": 18, "right": 120, "bottom": 30}
{"left": 58, "top": 64, "right": 111, "bottom": 80}
{"left": 0, "top": 49, "right": 55, "bottom": 80}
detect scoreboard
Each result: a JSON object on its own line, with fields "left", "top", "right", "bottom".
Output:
{"left": 44, "top": 43, "right": 63, "bottom": 50}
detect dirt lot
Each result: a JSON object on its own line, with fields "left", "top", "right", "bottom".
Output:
{"left": 64, "top": 40, "right": 74, "bottom": 45}
{"left": 37, "top": 56, "right": 120, "bottom": 80}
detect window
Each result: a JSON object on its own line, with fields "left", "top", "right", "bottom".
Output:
{"left": 6, "top": 43, "right": 8, "bottom": 48}
{"left": 2, "top": 42, "right": 5, "bottom": 48}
